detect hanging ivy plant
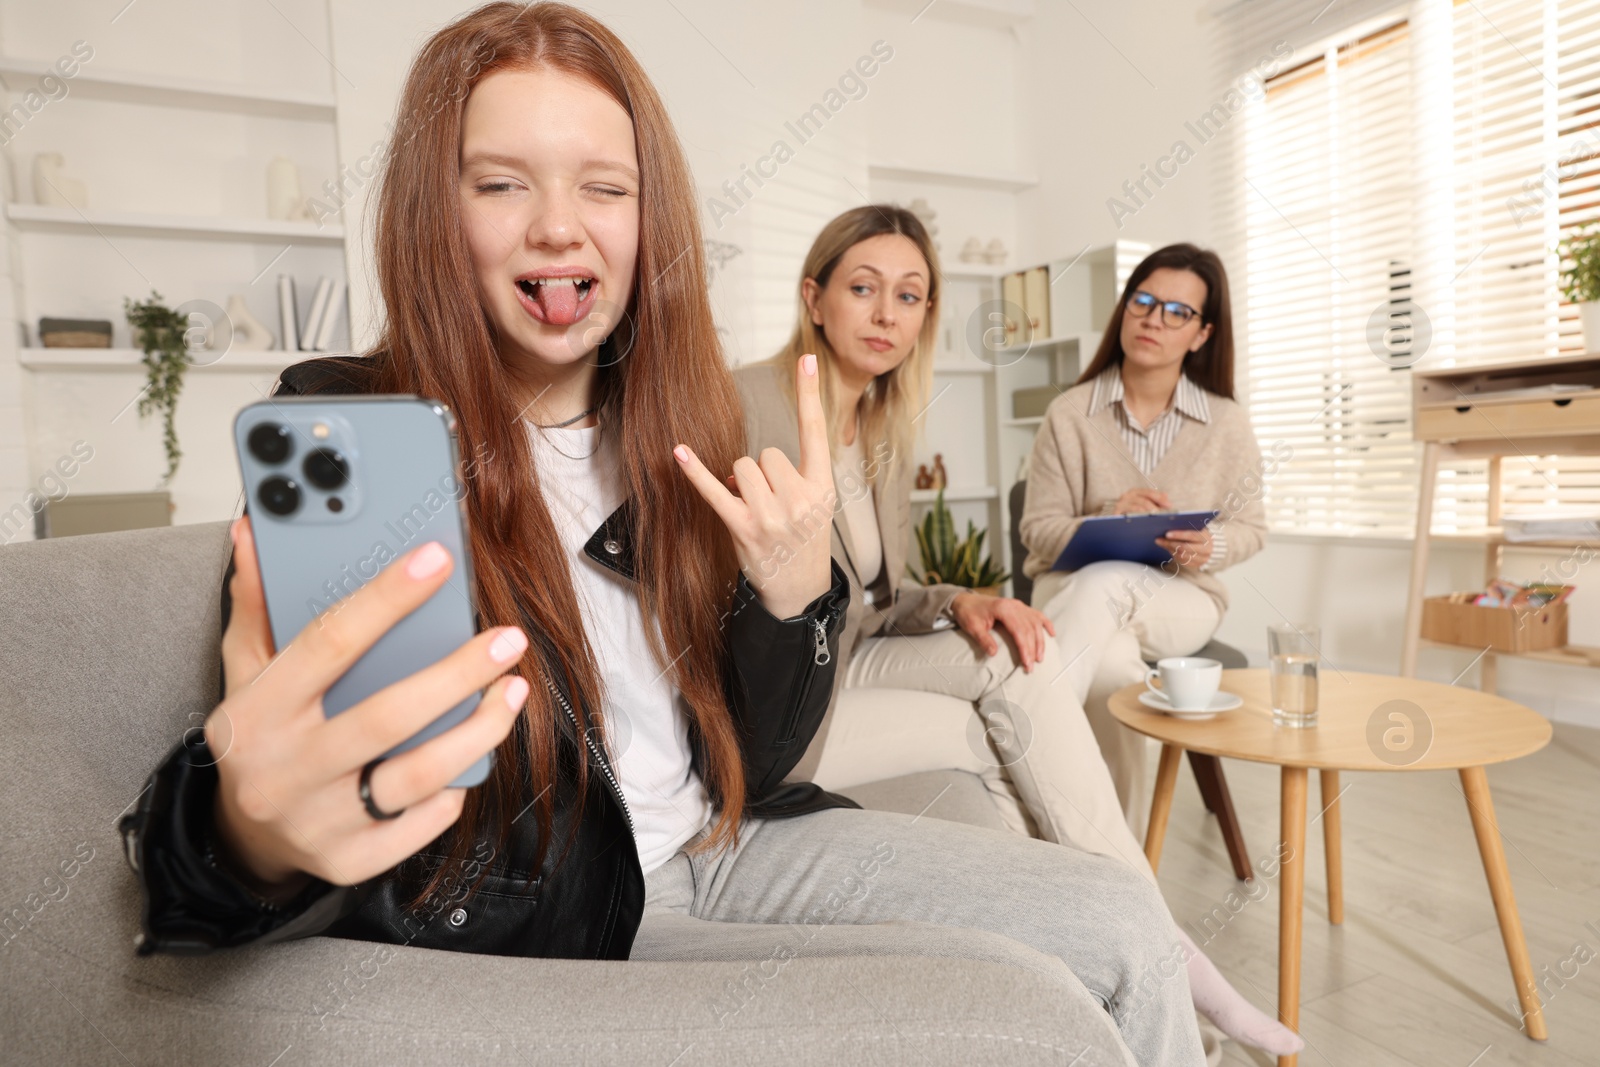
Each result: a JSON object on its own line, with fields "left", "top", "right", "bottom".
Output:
{"left": 124, "top": 290, "right": 190, "bottom": 483}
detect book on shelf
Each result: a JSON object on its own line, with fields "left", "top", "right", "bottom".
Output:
{"left": 313, "top": 277, "right": 345, "bottom": 351}
{"left": 1001, "top": 272, "right": 1025, "bottom": 348}
{"left": 1500, "top": 513, "right": 1600, "bottom": 543}
{"left": 299, "top": 277, "right": 334, "bottom": 352}
{"left": 998, "top": 264, "right": 1054, "bottom": 346}
{"left": 1023, "top": 266, "right": 1050, "bottom": 340}
{"left": 276, "top": 275, "right": 298, "bottom": 353}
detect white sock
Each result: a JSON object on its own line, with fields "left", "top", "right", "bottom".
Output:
{"left": 1176, "top": 926, "right": 1305, "bottom": 1056}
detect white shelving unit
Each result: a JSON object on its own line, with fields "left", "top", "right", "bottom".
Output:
{"left": 0, "top": 58, "right": 337, "bottom": 120}
{"left": 942, "top": 264, "right": 1009, "bottom": 281}
{"left": 19, "top": 347, "right": 311, "bottom": 373}
{"left": 915, "top": 242, "right": 1147, "bottom": 592}
{"left": 6, "top": 204, "right": 344, "bottom": 243}
{"left": 867, "top": 162, "right": 1039, "bottom": 193}
{"left": 910, "top": 485, "right": 1001, "bottom": 504}
{"left": 2, "top": 28, "right": 349, "bottom": 531}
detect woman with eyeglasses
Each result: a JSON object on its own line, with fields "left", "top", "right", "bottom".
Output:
{"left": 1019, "top": 243, "right": 1270, "bottom": 837}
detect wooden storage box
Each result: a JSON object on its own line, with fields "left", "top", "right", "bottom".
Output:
{"left": 1420, "top": 595, "right": 1568, "bottom": 653}
{"left": 38, "top": 491, "right": 172, "bottom": 539}
{"left": 1012, "top": 384, "right": 1065, "bottom": 419}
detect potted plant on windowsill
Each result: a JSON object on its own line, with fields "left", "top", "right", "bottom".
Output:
{"left": 907, "top": 487, "right": 1010, "bottom": 595}
{"left": 1559, "top": 226, "right": 1600, "bottom": 353}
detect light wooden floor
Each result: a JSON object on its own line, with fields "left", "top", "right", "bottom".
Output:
{"left": 1148, "top": 721, "right": 1600, "bottom": 1067}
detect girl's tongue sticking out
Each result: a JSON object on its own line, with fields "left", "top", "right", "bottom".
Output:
{"left": 518, "top": 275, "right": 595, "bottom": 326}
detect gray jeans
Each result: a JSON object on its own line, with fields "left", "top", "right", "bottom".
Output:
{"left": 639, "top": 806, "right": 1205, "bottom": 1066}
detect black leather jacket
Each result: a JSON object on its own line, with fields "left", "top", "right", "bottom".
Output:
{"left": 118, "top": 357, "right": 856, "bottom": 961}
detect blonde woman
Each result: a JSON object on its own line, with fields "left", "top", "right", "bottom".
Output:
{"left": 738, "top": 207, "right": 1301, "bottom": 1059}
{"left": 736, "top": 207, "right": 1059, "bottom": 835}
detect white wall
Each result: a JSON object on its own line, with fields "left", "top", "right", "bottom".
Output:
{"left": 1016, "top": 0, "right": 1223, "bottom": 264}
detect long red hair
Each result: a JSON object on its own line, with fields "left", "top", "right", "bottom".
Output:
{"left": 299, "top": 2, "right": 749, "bottom": 910}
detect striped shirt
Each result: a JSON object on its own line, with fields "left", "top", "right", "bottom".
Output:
{"left": 1086, "top": 365, "right": 1226, "bottom": 571}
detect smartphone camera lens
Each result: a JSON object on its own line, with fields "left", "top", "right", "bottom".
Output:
{"left": 247, "top": 422, "right": 292, "bottom": 465}
{"left": 303, "top": 448, "right": 349, "bottom": 490}
{"left": 258, "top": 475, "right": 301, "bottom": 516}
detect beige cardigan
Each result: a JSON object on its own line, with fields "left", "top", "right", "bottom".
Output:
{"left": 1018, "top": 377, "right": 1270, "bottom": 614}
{"left": 736, "top": 358, "right": 966, "bottom": 782}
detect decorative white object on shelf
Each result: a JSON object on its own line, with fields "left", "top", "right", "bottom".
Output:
{"left": 1581, "top": 302, "right": 1600, "bottom": 354}
{"left": 907, "top": 197, "right": 940, "bottom": 251}
{"left": 225, "top": 294, "right": 275, "bottom": 350}
{"left": 266, "top": 156, "right": 312, "bottom": 222}
{"left": 984, "top": 238, "right": 1007, "bottom": 265}
{"left": 959, "top": 237, "right": 985, "bottom": 264}
{"left": 33, "top": 153, "right": 86, "bottom": 209}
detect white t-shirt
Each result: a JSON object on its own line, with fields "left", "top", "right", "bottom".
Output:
{"left": 833, "top": 433, "right": 883, "bottom": 600}
{"left": 524, "top": 419, "right": 715, "bottom": 875}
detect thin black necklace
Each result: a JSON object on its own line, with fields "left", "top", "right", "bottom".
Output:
{"left": 530, "top": 407, "right": 596, "bottom": 430}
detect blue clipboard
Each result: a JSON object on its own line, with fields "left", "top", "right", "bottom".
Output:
{"left": 1052, "top": 510, "right": 1219, "bottom": 572}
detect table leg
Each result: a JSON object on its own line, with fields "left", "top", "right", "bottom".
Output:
{"left": 1459, "top": 765, "right": 1547, "bottom": 1040}
{"left": 1400, "top": 440, "right": 1440, "bottom": 678}
{"left": 1320, "top": 769, "right": 1343, "bottom": 925}
{"left": 1144, "top": 743, "right": 1183, "bottom": 874}
{"left": 1279, "top": 766, "right": 1307, "bottom": 1067}
{"left": 1190, "top": 752, "right": 1254, "bottom": 882}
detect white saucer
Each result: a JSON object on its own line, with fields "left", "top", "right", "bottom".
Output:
{"left": 1138, "top": 690, "right": 1244, "bottom": 720}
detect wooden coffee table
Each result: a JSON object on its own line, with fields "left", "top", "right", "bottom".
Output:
{"left": 1110, "top": 669, "right": 1552, "bottom": 1066}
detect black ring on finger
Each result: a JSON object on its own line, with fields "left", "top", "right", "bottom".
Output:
{"left": 359, "top": 759, "right": 405, "bottom": 821}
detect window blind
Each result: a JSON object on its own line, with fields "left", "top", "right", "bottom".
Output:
{"left": 1209, "top": 0, "right": 1600, "bottom": 537}
{"left": 1232, "top": 15, "right": 1420, "bottom": 535}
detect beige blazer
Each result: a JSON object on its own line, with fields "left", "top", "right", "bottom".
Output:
{"left": 735, "top": 358, "right": 965, "bottom": 782}
{"left": 1018, "top": 377, "right": 1270, "bottom": 615}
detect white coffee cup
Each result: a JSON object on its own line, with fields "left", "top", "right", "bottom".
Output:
{"left": 1145, "top": 657, "right": 1223, "bottom": 711}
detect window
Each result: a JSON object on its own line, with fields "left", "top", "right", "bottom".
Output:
{"left": 1213, "top": 0, "right": 1600, "bottom": 536}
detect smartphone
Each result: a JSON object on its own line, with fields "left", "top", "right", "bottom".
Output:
{"left": 233, "top": 395, "right": 493, "bottom": 788}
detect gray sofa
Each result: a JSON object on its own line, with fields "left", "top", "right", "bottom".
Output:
{"left": 0, "top": 521, "right": 1139, "bottom": 1066}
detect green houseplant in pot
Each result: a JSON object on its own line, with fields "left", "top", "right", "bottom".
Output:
{"left": 124, "top": 290, "right": 191, "bottom": 484}
{"left": 907, "top": 487, "right": 1010, "bottom": 594}
{"left": 1559, "top": 225, "right": 1600, "bottom": 353}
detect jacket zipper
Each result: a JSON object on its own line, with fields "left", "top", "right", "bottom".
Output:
{"left": 777, "top": 605, "right": 838, "bottom": 745}
{"left": 542, "top": 673, "right": 635, "bottom": 839}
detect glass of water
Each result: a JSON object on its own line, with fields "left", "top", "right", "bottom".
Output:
{"left": 1268, "top": 623, "right": 1319, "bottom": 728}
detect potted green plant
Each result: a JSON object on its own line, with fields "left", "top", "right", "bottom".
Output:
{"left": 907, "top": 487, "right": 1010, "bottom": 594}
{"left": 1559, "top": 225, "right": 1600, "bottom": 353}
{"left": 124, "top": 290, "right": 190, "bottom": 484}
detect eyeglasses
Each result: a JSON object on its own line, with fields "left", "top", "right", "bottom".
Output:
{"left": 1126, "top": 290, "right": 1202, "bottom": 329}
